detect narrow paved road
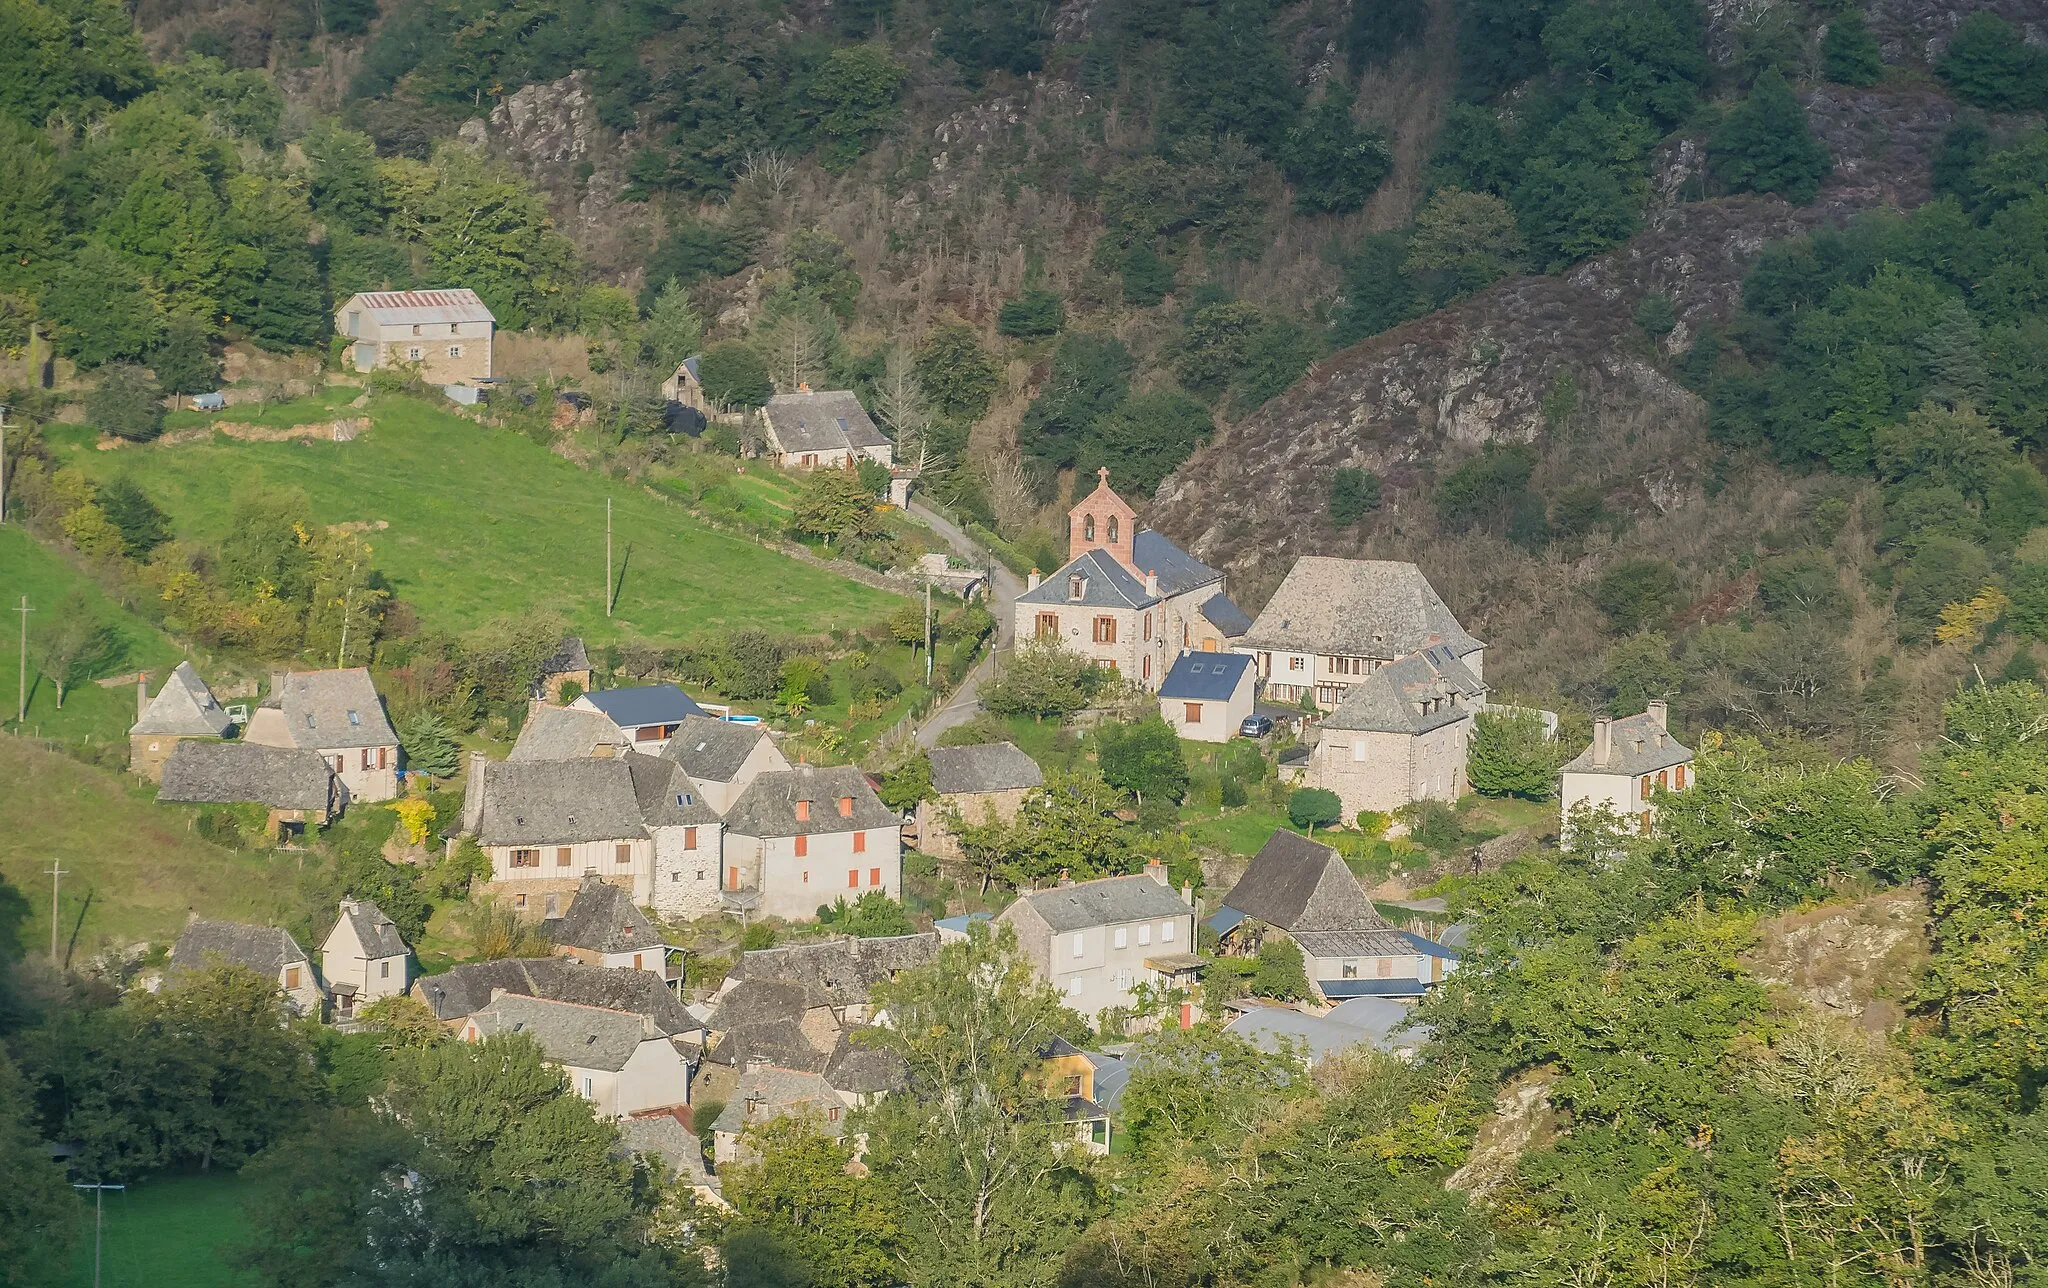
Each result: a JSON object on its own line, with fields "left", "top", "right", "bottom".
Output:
{"left": 907, "top": 499, "right": 1025, "bottom": 748}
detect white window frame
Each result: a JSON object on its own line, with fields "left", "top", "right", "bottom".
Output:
{"left": 1138, "top": 923, "right": 1151, "bottom": 946}
{"left": 1070, "top": 932, "right": 1084, "bottom": 959}
{"left": 1113, "top": 927, "right": 1127, "bottom": 949}
{"left": 1162, "top": 921, "right": 1175, "bottom": 943}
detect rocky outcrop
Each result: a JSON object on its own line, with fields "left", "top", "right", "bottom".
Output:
{"left": 1744, "top": 888, "right": 1931, "bottom": 1033}
{"left": 1446, "top": 1068, "right": 1561, "bottom": 1202}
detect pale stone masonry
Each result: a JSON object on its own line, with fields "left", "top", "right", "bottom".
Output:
{"left": 1304, "top": 645, "right": 1486, "bottom": 819}
{"left": 1237, "top": 557, "right": 1486, "bottom": 711}
{"left": 334, "top": 289, "right": 495, "bottom": 383}
{"left": 242, "top": 668, "right": 401, "bottom": 804}
{"left": 1014, "top": 470, "right": 1249, "bottom": 690}
{"left": 996, "top": 864, "right": 1200, "bottom": 1024}
{"left": 128, "top": 661, "right": 235, "bottom": 782}
{"left": 916, "top": 742, "right": 1044, "bottom": 861}
{"left": 1559, "top": 700, "right": 1694, "bottom": 841}
{"left": 320, "top": 898, "right": 411, "bottom": 1013}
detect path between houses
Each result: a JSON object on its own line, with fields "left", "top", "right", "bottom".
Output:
{"left": 907, "top": 500, "right": 1024, "bottom": 749}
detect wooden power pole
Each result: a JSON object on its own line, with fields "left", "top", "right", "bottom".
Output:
{"left": 16, "top": 595, "right": 31, "bottom": 724}
{"left": 605, "top": 498, "right": 614, "bottom": 618}
{"left": 46, "top": 858, "right": 67, "bottom": 964}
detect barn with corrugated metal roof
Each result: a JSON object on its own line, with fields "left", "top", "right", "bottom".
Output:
{"left": 335, "top": 288, "right": 496, "bottom": 383}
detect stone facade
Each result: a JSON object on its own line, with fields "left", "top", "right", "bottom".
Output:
{"left": 335, "top": 290, "right": 496, "bottom": 383}
{"left": 1308, "top": 722, "right": 1474, "bottom": 820}
{"left": 650, "top": 820, "right": 726, "bottom": 919}
{"left": 917, "top": 786, "right": 1032, "bottom": 861}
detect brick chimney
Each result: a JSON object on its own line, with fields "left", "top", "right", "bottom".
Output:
{"left": 1646, "top": 699, "right": 1668, "bottom": 730}
{"left": 1144, "top": 858, "right": 1168, "bottom": 886}
{"left": 1592, "top": 717, "right": 1612, "bottom": 769}
{"left": 1027, "top": 568, "right": 1041, "bottom": 592}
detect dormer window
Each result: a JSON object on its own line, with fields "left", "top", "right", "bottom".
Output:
{"left": 347, "top": 710, "right": 361, "bottom": 725}
{"left": 795, "top": 799, "right": 811, "bottom": 821}
{"left": 1069, "top": 575, "right": 1086, "bottom": 601}
{"left": 838, "top": 796, "right": 854, "bottom": 817}
{"left": 1107, "top": 516, "right": 1118, "bottom": 543}
{"left": 305, "top": 714, "right": 317, "bottom": 728}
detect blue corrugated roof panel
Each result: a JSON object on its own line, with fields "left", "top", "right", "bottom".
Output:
{"left": 1400, "top": 930, "right": 1462, "bottom": 960}
{"left": 581, "top": 684, "right": 707, "bottom": 728}
{"left": 1316, "top": 977, "right": 1431, "bottom": 999}
{"left": 1203, "top": 905, "right": 1248, "bottom": 936}
{"left": 1158, "top": 651, "right": 1254, "bottom": 701}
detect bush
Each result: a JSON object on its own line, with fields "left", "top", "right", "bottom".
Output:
{"left": 1397, "top": 798, "right": 1463, "bottom": 852}
{"left": 698, "top": 343, "right": 773, "bottom": 408}
{"left": 1711, "top": 69, "right": 1832, "bottom": 204}
{"left": 1468, "top": 709, "right": 1558, "bottom": 800}
{"left": 1937, "top": 13, "right": 2048, "bottom": 111}
{"left": 1435, "top": 443, "right": 1537, "bottom": 532}
{"left": 996, "top": 290, "right": 1065, "bottom": 339}
{"left": 87, "top": 365, "right": 166, "bottom": 442}
{"left": 1328, "top": 466, "right": 1382, "bottom": 526}
{"left": 1634, "top": 291, "right": 1677, "bottom": 338}
{"left": 1821, "top": 11, "right": 1883, "bottom": 87}
{"left": 1594, "top": 559, "right": 1685, "bottom": 632}
{"left": 1287, "top": 787, "right": 1343, "bottom": 830}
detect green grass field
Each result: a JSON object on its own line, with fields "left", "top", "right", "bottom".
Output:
{"left": 57, "top": 394, "right": 904, "bottom": 643}
{"left": 63, "top": 1172, "right": 253, "bottom": 1288}
{"left": 0, "top": 738, "right": 310, "bottom": 958}
{"left": 0, "top": 525, "right": 203, "bottom": 748}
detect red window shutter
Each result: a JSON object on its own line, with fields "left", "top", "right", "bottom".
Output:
{"left": 633, "top": 954, "right": 643, "bottom": 971}
{"left": 378, "top": 746, "right": 389, "bottom": 769}
{"left": 728, "top": 867, "right": 739, "bottom": 890}
{"left": 838, "top": 796, "right": 853, "bottom": 817}
{"left": 556, "top": 847, "right": 571, "bottom": 866}
{"left": 361, "top": 748, "right": 372, "bottom": 770}
{"left": 870, "top": 867, "right": 881, "bottom": 886}
{"left": 853, "top": 831, "right": 866, "bottom": 854}
{"left": 684, "top": 827, "right": 698, "bottom": 849}
{"left": 848, "top": 869, "right": 859, "bottom": 888}
{"left": 794, "top": 834, "right": 808, "bottom": 858}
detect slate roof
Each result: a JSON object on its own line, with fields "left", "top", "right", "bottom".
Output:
{"left": 1224, "top": 998, "right": 1427, "bottom": 1064}
{"left": 261, "top": 669, "right": 398, "bottom": 750}
{"left": 723, "top": 765, "right": 899, "bottom": 838}
{"left": 508, "top": 706, "right": 628, "bottom": 762}
{"left": 727, "top": 933, "right": 940, "bottom": 1006}
{"left": 474, "top": 759, "right": 649, "bottom": 845}
{"left": 1240, "top": 557, "right": 1484, "bottom": 660}
{"left": 336, "top": 898, "right": 408, "bottom": 959}
{"left": 578, "top": 684, "right": 707, "bottom": 730}
{"left": 616, "top": 1115, "right": 718, "bottom": 1191}
{"left": 468, "top": 994, "right": 651, "bottom": 1072}
{"left": 1198, "top": 593, "right": 1253, "bottom": 638}
{"left": 824, "top": 1031, "right": 907, "bottom": 1094}
{"left": 1132, "top": 529, "right": 1223, "bottom": 597}
{"left": 345, "top": 288, "right": 495, "bottom": 325}
{"left": 131, "top": 661, "right": 235, "bottom": 738}
{"left": 623, "top": 752, "right": 721, "bottom": 827}
{"left": 1322, "top": 646, "right": 1486, "bottom": 736}
{"left": 1291, "top": 928, "right": 1422, "bottom": 958}
{"left": 708, "top": 1017, "right": 833, "bottom": 1073}
{"left": 158, "top": 741, "right": 336, "bottom": 811}
{"left": 1158, "top": 650, "right": 1254, "bottom": 701}
{"left": 412, "top": 957, "right": 696, "bottom": 1034}
{"left": 1005, "top": 875, "right": 1192, "bottom": 935}
{"left": 1217, "top": 831, "right": 1390, "bottom": 934}
{"left": 1016, "top": 547, "right": 1158, "bottom": 609}
{"left": 540, "top": 636, "right": 590, "bottom": 676}
{"left": 1560, "top": 711, "right": 1694, "bottom": 776}
{"left": 761, "top": 391, "right": 887, "bottom": 454}
{"left": 659, "top": 715, "right": 770, "bottom": 783}
{"left": 708, "top": 976, "right": 837, "bottom": 1031}
{"left": 715, "top": 1066, "right": 846, "bottom": 1138}
{"left": 928, "top": 743, "right": 1044, "bottom": 796}
{"left": 171, "top": 919, "right": 308, "bottom": 976}
{"left": 541, "top": 876, "right": 665, "bottom": 954}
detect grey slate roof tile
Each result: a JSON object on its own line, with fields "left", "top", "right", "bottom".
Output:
{"left": 508, "top": 706, "right": 626, "bottom": 761}
{"left": 727, "top": 933, "right": 940, "bottom": 1006}
{"left": 761, "top": 391, "right": 886, "bottom": 454}
{"left": 1006, "top": 875, "right": 1192, "bottom": 934}
{"left": 659, "top": 715, "right": 769, "bottom": 784}
{"left": 337, "top": 898, "right": 408, "bottom": 959}
{"left": 1218, "top": 831, "right": 1391, "bottom": 934}
{"left": 263, "top": 669, "right": 398, "bottom": 750}
{"left": 468, "top": 993, "right": 651, "bottom": 1072}
{"left": 1560, "top": 711, "right": 1693, "bottom": 776}
{"left": 413, "top": 956, "right": 696, "bottom": 1035}
{"left": 475, "top": 760, "right": 650, "bottom": 846}
{"left": 623, "top": 752, "right": 721, "bottom": 827}
{"left": 1240, "top": 557, "right": 1484, "bottom": 660}
{"left": 130, "top": 661, "right": 235, "bottom": 738}
{"left": 541, "top": 876, "right": 665, "bottom": 954}
{"left": 1322, "top": 647, "right": 1486, "bottom": 736}
{"left": 723, "top": 765, "right": 899, "bottom": 838}
{"left": 158, "top": 741, "right": 336, "bottom": 811}
{"left": 1016, "top": 548, "right": 1158, "bottom": 609}
{"left": 1132, "top": 529, "right": 1222, "bottom": 597}
{"left": 714, "top": 1065, "right": 846, "bottom": 1137}
{"left": 171, "top": 919, "right": 308, "bottom": 976}
{"left": 1158, "top": 651, "right": 1254, "bottom": 701}
{"left": 928, "top": 743, "right": 1044, "bottom": 796}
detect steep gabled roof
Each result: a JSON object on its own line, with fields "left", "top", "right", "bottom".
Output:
{"left": 1132, "top": 528, "right": 1222, "bottom": 597}
{"left": 726, "top": 933, "right": 940, "bottom": 1006}
{"left": 1560, "top": 711, "right": 1694, "bottom": 776}
{"left": 1240, "top": 557, "right": 1483, "bottom": 660}
{"left": 171, "top": 919, "right": 308, "bottom": 976}
{"left": 622, "top": 752, "right": 721, "bottom": 827}
{"left": 928, "top": 743, "right": 1044, "bottom": 796}
{"left": 335, "top": 898, "right": 408, "bottom": 959}
{"left": 467, "top": 994, "right": 651, "bottom": 1072}
{"left": 159, "top": 741, "right": 335, "bottom": 811}
{"left": 1198, "top": 593, "right": 1253, "bottom": 638}
{"left": 540, "top": 636, "right": 590, "bottom": 676}
{"left": 761, "top": 391, "right": 886, "bottom": 453}
{"left": 723, "top": 765, "right": 900, "bottom": 838}
{"left": 542, "top": 876, "right": 665, "bottom": 955}
{"left": 1004, "top": 875, "right": 1192, "bottom": 934}
{"left": 824, "top": 1030, "right": 907, "bottom": 1094}
{"left": 1016, "top": 548, "right": 1157, "bottom": 609}
{"left": 1158, "top": 651, "right": 1254, "bottom": 701}
{"left": 1218, "top": 831, "right": 1389, "bottom": 934}
{"left": 659, "top": 714, "right": 774, "bottom": 784}
{"left": 263, "top": 669, "right": 398, "bottom": 750}
{"left": 714, "top": 1066, "right": 845, "bottom": 1137}
{"left": 1322, "top": 647, "right": 1485, "bottom": 736}
{"left": 131, "top": 661, "right": 235, "bottom": 738}
{"left": 412, "top": 957, "right": 696, "bottom": 1034}
{"left": 475, "top": 759, "right": 650, "bottom": 846}
{"left": 508, "top": 706, "right": 629, "bottom": 762}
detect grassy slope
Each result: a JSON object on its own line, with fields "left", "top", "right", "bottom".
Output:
{"left": 62, "top": 1172, "right": 253, "bottom": 1288}
{"left": 0, "top": 739, "right": 305, "bottom": 957}
{"left": 0, "top": 525, "right": 195, "bottom": 747}
{"left": 59, "top": 393, "right": 903, "bottom": 643}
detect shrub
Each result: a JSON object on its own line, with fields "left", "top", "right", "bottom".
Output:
{"left": 1821, "top": 11, "right": 1883, "bottom": 87}
{"left": 1634, "top": 291, "right": 1677, "bottom": 338}
{"left": 1287, "top": 787, "right": 1343, "bottom": 830}
{"left": 1398, "top": 798, "right": 1464, "bottom": 852}
{"left": 1435, "top": 443, "right": 1537, "bottom": 532}
{"left": 1594, "top": 559, "right": 1685, "bottom": 632}
{"left": 1467, "top": 709, "right": 1558, "bottom": 800}
{"left": 996, "top": 290, "right": 1065, "bottom": 339}
{"left": 697, "top": 343, "right": 773, "bottom": 408}
{"left": 1937, "top": 13, "right": 2048, "bottom": 111}
{"left": 1328, "top": 466, "right": 1382, "bottom": 526}
{"left": 1219, "top": 775, "right": 1248, "bottom": 807}
{"left": 87, "top": 365, "right": 166, "bottom": 442}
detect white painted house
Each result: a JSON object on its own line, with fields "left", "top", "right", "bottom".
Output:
{"left": 719, "top": 765, "right": 903, "bottom": 921}
{"left": 1560, "top": 701, "right": 1694, "bottom": 841}
{"left": 321, "top": 898, "right": 411, "bottom": 1018}
{"left": 461, "top": 994, "right": 690, "bottom": 1119}
{"left": 1157, "top": 650, "right": 1256, "bottom": 743}
{"left": 996, "top": 865, "right": 1200, "bottom": 1024}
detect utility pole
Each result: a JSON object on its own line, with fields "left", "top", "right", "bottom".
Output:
{"left": 46, "top": 858, "right": 67, "bottom": 964}
{"left": 605, "top": 498, "right": 613, "bottom": 618}
{"left": 71, "top": 1182, "right": 125, "bottom": 1288}
{"left": 16, "top": 595, "right": 31, "bottom": 724}
{"left": 924, "top": 579, "right": 933, "bottom": 686}
{"left": 1, "top": 402, "right": 11, "bottom": 524}
{"left": 336, "top": 561, "right": 357, "bottom": 667}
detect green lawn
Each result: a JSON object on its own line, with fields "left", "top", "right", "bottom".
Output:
{"left": 57, "top": 395, "right": 904, "bottom": 643}
{"left": 63, "top": 1172, "right": 254, "bottom": 1288}
{"left": 0, "top": 738, "right": 312, "bottom": 958}
{"left": 0, "top": 525, "right": 203, "bottom": 748}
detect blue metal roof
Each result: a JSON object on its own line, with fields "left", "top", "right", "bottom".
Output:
{"left": 1203, "top": 905, "right": 1248, "bottom": 937}
{"left": 1158, "top": 650, "right": 1254, "bottom": 701}
{"left": 935, "top": 912, "right": 992, "bottom": 935}
{"left": 580, "top": 684, "right": 707, "bottom": 728}
{"left": 1316, "top": 977, "right": 1432, "bottom": 999}
{"left": 1400, "top": 930, "right": 1461, "bottom": 961}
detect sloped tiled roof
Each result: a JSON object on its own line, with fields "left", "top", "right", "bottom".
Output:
{"left": 1240, "top": 557, "right": 1483, "bottom": 659}
{"left": 1158, "top": 651, "right": 1254, "bottom": 701}
{"left": 1322, "top": 647, "right": 1486, "bottom": 736}
{"left": 1290, "top": 928, "right": 1420, "bottom": 958}
{"left": 262, "top": 669, "right": 398, "bottom": 750}
{"left": 1017, "top": 547, "right": 1158, "bottom": 609}
{"left": 540, "top": 636, "right": 590, "bottom": 676}
{"left": 1198, "top": 593, "right": 1253, "bottom": 638}
{"left": 578, "top": 684, "right": 707, "bottom": 729}
{"left": 617, "top": 1115, "right": 718, "bottom": 1191}
{"left": 727, "top": 933, "right": 940, "bottom": 1006}
{"left": 1218, "top": 831, "right": 1389, "bottom": 934}
{"left": 715, "top": 1066, "right": 846, "bottom": 1138}
{"left": 345, "top": 288, "right": 495, "bottom": 325}
{"left": 824, "top": 1030, "right": 906, "bottom": 1094}
{"left": 761, "top": 391, "right": 887, "bottom": 454}
{"left": 159, "top": 741, "right": 335, "bottom": 811}
{"left": 541, "top": 876, "right": 665, "bottom": 955}
{"left": 336, "top": 898, "right": 408, "bottom": 959}
{"left": 1560, "top": 711, "right": 1694, "bottom": 776}
{"left": 131, "top": 661, "right": 235, "bottom": 738}
{"left": 659, "top": 715, "right": 773, "bottom": 784}
{"left": 723, "top": 765, "right": 899, "bottom": 838}
{"left": 623, "top": 752, "right": 721, "bottom": 828}
{"left": 468, "top": 994, "right": 651, "bottom": 1072}
{"left": 171, "top": 919, "right": 308, "bottom": 976}
{"left": 928, "top": 743, "right": 1044, "bottom": 796}
{"left": 1132, "top": 529, "right": 1222, "bottom": 597}
{"left": 474, "top": 759, "right": 650, "bottom": 846}
{"left": 1003, "top": 875, "right": 1192, "bottom": 934}
{"left": 413, "top": 956, "right": 695, "bottom": 1034}
{"left": 508, "top": 706, "right": 628, "bottom": 762}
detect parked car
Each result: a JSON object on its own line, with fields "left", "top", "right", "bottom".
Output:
{"left": 1238, "top": 714, "right": 1274, "bottom": 739}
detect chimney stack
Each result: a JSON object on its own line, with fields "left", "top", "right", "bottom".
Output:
{"left": 1592, "top": 717, "right": 1612, "bottom": 769}
{"left": 1027, "top": 568, "right": 1041, "bottom": 592}
{"left": 1180, "top": 879, "right": 1194, "bottom": 907}
{"left": 136, "top": 671, "right": 150, "bottom": 721}
{"left": 1646, "top": 699, "right": 1668, "bottom": 730}
{"left": 1144, "top": 569, "right": 1159, "bottom": 597}
{"left": 1145, "top": 858, "right": 1168, "bottom": 887}
{"left": 461, "top": 751, "right": 489, "bottom": 835}
{"left": 270, "top": 669, "right": 290, "bottom": 698}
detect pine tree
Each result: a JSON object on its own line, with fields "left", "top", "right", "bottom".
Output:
{"left": 1822, "top": 12, "right": 1884, "bottom": 87}
{"left": 1711, "top": 70, "right": 1832, "bottom": 204}
{"left": 1921, "top": 297, "right": 1988, "bottom": 408}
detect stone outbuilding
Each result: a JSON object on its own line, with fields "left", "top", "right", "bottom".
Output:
{"left": 129, "top": 661, "right": 236, "bottom": 782}
{"left": 916, "top": 742, "right": 1044, "bottom": 861}
{"left": 534, "top": 636, "right": 592, "bottom": 704}
{"left": 1304, "top": 645, "right": 1486, "bottom": 820}
{"left": 508, "top": 705, "right": 632, "bottom": 762}
{"left": 1560, "top": 700, "right": 1694, "bottom": 841}
{"left": 1157, "top": 650, "right": 1257, "bottom": 743}
{"left": 335, "top": 288, "right": 495, "bottom": 383}
{"left": 541, "top": 874, "right": 677, "bottom": 982}
{"left": 157, "top": 740, "right": 341, "bottom": 837}
{"left": 170, "top": 918, "right": 324, "bottom": 1015}
{"left": 759, "top": 389, "right": 893, "bottom": 469}
{"left": 243, "top": 668, "right": 401, "bottom": 803}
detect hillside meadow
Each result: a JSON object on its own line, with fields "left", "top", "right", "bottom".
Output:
{"left": 52, "top": 393, "right": 904, "bottom": 645}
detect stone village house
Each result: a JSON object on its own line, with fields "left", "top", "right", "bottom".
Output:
{"left": 758, "top": 389, "right": 894, "bottom": 470}
{"left": 1560, "top": 701, "right": 1694, "bottom": 841}
{"left": 243, "top": 668, "right": 401, "bottom": 804}
{"left": 1014, "top": 470, "right": 1249, "bottom": 690}
{"left": 334, "top": 289, "right": 495, "bottom": 384}
{"left": 169, "top": 918, "right": 325, "bottom": 1016}
{"left": 461, "top": 993, "right": 690, "bottom": 1120}
{"left": 659, "top": 715, "right": 792, "bottom": 814}
{"left": 1304, "top": 645, "right": 1487, "bottom": 819}
{"left": 320, "top": 898, "right": 411, "bottom": 1021}
{"left": 541, "top": 874, "right": 681, "bottom": 983}
{"left": 915, "top": 742, "right": 1044, "bottom": 862}
{"left": 1236, "top": 557, "right": 1486, "bottom": 711}
{"left": 718, "top": 764, "right": 903, "bottom": 922}
{"left": 128, "top": 661, "right": 235, "bottom": 783}
{"left": 996, "top": 864, "right": 1202, "bottom": 1025}
{"left": 157, "top": 740, "right": 341, "bottom": 838}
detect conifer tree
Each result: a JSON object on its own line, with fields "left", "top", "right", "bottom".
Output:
{"left": 1711, "top": 70, "right": 1832, "bottom": 204}
{"left": 1822, "top": 11, "right": 1883, "bottom": 87}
